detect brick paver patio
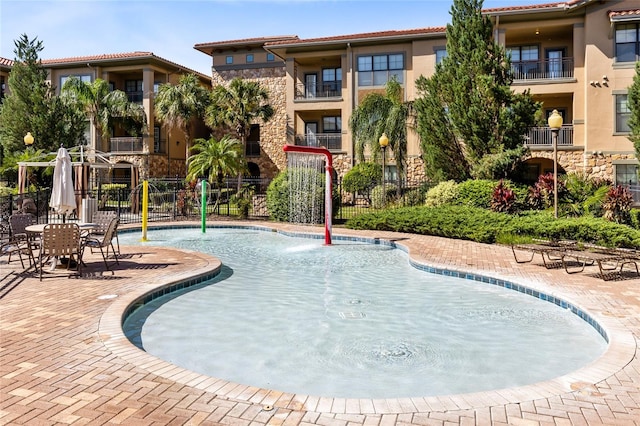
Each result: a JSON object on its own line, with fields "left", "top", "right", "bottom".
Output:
{"left": 1, "top": 221, "right": 639, "bottom": 425}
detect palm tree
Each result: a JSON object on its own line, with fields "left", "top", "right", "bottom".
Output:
{"left": 61, "top": 77, "right": 146, "bottom": 151}
{"left": 348, "top": 78, "right": 412, "bottom": 188}
{"left": 205, "top": 77, "right": 274, "bottom": 189}
{"left": 154, "top": 73, "right": 210, "bottom": 166}
{"left": 186, "top": 134, "right": 246, "bottom": 212}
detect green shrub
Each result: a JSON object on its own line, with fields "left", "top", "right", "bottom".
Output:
{"left": 425, "top": 180, "right": 458, "bottom": 207}
{"left": 266, "top": 169, "right": 340, "bottom": 222}
{"left": 631, "top": 209, "right": 640, "bottom": 229}
{"left": 454, "top": 179, "right": 498, "bottom": 209}
{"left": 370, "top": 183, "right": 398, "bottom": 209}
{"left": 346, "top": 205, "right": 640, "bottom": 248}
{"left": 342, "top": 162, "right": 381, "bottom": 194}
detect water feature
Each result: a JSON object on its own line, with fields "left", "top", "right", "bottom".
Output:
{"left": 121, "top": 227, "right": 607, "bottom": 399}
{"left": 287, "top": 152, "right": 326, "bottom": 225}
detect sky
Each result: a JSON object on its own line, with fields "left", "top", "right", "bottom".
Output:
{"left": 2, "top": 0, "right": 544, "bottom": 75}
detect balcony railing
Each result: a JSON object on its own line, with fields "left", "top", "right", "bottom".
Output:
{"left": 524, "top": 125, "right": 573, "bottom": 147}
{"left": 295, "top": 83, "right": 342, "bottom": 100}
{"left": 110, "top": 137, "right": 143, "bottom": 153}
{"left": 295, "top": 133, "right": 342, "bottom": 150}
{"left": 511, "top": 58, "right": 574, "bottom": 81}
{"left": 126, "top": 91, "right": 143, "bottom": 103}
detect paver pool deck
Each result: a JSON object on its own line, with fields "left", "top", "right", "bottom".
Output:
{"left": 1, "top": 220, "right": 640, "bottom": 425}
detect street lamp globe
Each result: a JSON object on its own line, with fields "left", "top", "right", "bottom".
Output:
{"left": 379, "top": 132, "right": 389, "bottom": 148}
{"left": 24, "top": 132, "right": 34, "bottom": 146}
{"left": 548, "top": 109, "right": 563, "bottom": 129}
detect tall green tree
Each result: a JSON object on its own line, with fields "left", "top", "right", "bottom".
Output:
{"left": 415, "top": 0, "right": 539, "bottom": 182}
{"left": 627, "top": 62, "right": 640, "bottom": 160}
{"left": 61, "top": 77, "right": 147, "bottom": 152}
{"left": 154, "top": 73, "right": 210, "bottom": 165}
{"left": 186, "top": 134, "right": 246, "bottom": 210}
{"left": 206, "top": 77, "right": 274, "bottom": 189}
{"left": 0, "top": 34, "right": 86, "bottom": 161}
{"left": 349, "top": 78, "right": 412, "bottom": 186}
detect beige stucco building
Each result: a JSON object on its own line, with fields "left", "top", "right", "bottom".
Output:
{"left": 195, "top": 0, "right": 640, "bottom": 188}
{"left": 1, "top": 52, "right": 211, "bottom": 181}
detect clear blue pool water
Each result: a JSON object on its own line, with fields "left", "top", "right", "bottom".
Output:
{"left": 121, "top": 227, "right": 607, "bottom": 399}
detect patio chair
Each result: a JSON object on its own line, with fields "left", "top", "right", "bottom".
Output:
{"left": 5, "top": 213, "right": 38, "bottom": 268}
{"left": 82, "top": 216, "right": 119, "bottom": 273}
{"left": 38, "top": 223, "right": 82, "bottom": 281}
{"left": 91, "top": 211, "right": 120, "bottom": 255}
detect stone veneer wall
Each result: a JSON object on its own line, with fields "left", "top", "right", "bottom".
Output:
{"left": 212, "top": 67, "right": 287, "bottom": 179}
{"left": 527, "top": 150, "right": 636, "bottom": 181}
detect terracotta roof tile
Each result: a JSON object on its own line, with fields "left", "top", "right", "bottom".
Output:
{"left": 39, "top": 51, "right": 208, "bottom": 79}
{"left": 609, "top": 9, "right": 640, "bottom": 19}
{"left": 0, "top": 57, "right": 14, "bottom": 67}
{"left": 265, "top": 27, "right": 446, "bottom": 47}
{"left": 483, "top": 2, "right": 567, "bottom": 13}
{"left": 194, "top": 36, "right": 298, "bottom": 49}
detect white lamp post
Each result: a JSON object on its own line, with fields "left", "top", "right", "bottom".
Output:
{"left": 379, "top": 133, "right": 389, "bottom": 207}
{"left": 547, "top": 110, "right": 563, "bottom": 219}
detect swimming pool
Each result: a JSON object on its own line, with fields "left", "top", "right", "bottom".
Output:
{"left": 121, "top": 226, "right": 607, "bottom": 399}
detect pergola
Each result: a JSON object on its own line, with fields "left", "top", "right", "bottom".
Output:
{"left": 17, "top": 146, "right": 139, "bottom": 219}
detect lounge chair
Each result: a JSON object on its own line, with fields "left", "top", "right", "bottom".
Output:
{"left": 511, "top": 239, "right": 575, "bottom": 268}
{"left": 559, "top": 247, "right": 639, "bottom": 280}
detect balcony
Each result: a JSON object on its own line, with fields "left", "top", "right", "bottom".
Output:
{"left": 295, "top": 133, "right": 342, "bottom": 151}
{"left": 511, "top": 58, "right": 574, "bottom": 81}
{"left": 295, "top": 83, "right": 342, "bottom": 100}
{"left": 524, "top": 125, "right": 573, "bottom": 147}
{"left": 110, "top": 137, "right": 143, "bottom": 153}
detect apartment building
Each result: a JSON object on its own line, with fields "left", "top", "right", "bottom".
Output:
{"left": 1, "top": 52, "right": 211, "bottom": 180}
{"left": 195, "top": 0, "right": 640, "bottom": 188}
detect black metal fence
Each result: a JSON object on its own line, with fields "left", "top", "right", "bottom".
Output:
{"left": 1, "top": 178, "right": 432, "bottom": 228}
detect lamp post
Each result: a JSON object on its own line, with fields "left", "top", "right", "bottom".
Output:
{"left": 547, "top": 110, "right": 563, "bottom": 219}
{"left": 379, "top": 133, "right": 389, "bottom": 207}
{"left": 24, "top": 132, "right": 34, "bottom": 146}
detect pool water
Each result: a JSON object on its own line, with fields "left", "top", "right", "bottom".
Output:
{"left": 121, "top": 228, "right": 607, "bottom": 399}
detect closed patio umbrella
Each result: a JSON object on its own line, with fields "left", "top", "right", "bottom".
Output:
{"left": 50, "top": 146, "right": 77, "bottom": 219}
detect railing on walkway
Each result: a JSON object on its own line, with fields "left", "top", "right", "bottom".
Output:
{"left": 524, "top": 125, "right": 574, "bottom": 147}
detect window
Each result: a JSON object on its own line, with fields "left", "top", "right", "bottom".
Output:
{"left": 125, "top": 79, "right": 143, "bottom": 102}
{"left": 226, "top": 56, "right": 233, "bottom": 64}
{"left": 616, "top": 23, "right": 640, "bottom": 62}
{"left": 616, "top": 94, "right": 631, "bottom": 133}
{"left": 153, "top": 82, "right": 161, "bottom": 95}
{"left": 322, "top": 68, "right": 342, "bottom": 96}
{"left": 246, "top": 54, "right": 254, "bottom": 63}
{"left": 246, "top": 124, "right": 260, "bottom": 156}
{"left": 507, "top": 45, "right": 539, "bottom": 77}
{"left": 154, "top": 126, "right": 162, "bottom": 153}
{"left": 60, "top": 74, "right": 91, "bottom": 88}
{"left": 435, "top": 47, "right": 447, "bottom": 65}
{"left": 616, "top": 163, "right": 639, "bottom": 185}
{"left": 322, "top": 116, "right": 341, "bottom": 150}
{"left": 266, "top": 53, "right": 275, "bottom": 62}
{"left": 323, "top": 116, "right": 341, "bottom": 132}
{"left": 357, "top": 53, "right": 404, "bottom": 86}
